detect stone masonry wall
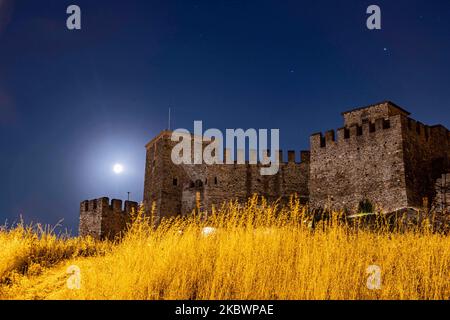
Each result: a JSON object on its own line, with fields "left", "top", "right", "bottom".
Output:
{"left": 144, "top": 131, "right": 186, "bottom": 223}
{"left": 202, "top": 152, "right": 310, "bottom": 214}
{"left": 401, "top": 118, "right": 450, "bottom": 208}
{"left": 79, "top": 197, "right": 138, "bottom": 240}
{"left": 143, "top": 131, "right": 310, "bottom": 220}
{"left": 309, "top": 113, "right": 408, "bottom": 213}
{"left": 342, "top": 101, "right": 410, "bottom": 127}
{"left": 434, "top": 173, "right": 450, "bottom": 214}
{"left": 309, "top": 101, "right": 450, "bottom": 213}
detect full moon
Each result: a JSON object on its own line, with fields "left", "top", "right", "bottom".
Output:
{"left": 113, "top": 163, "right": 124, "bottom": 174}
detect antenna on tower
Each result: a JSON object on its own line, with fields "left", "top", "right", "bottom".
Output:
{"left": 168, "top": 107, "right": 171, "bottom": 130}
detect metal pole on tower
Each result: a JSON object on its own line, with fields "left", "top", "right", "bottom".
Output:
{"left": 168, "top": 107, "right": 171, "bottom": 130}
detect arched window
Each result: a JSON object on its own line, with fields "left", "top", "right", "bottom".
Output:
{"left": 195, "top": 179, "right": 203, "bottom": 188}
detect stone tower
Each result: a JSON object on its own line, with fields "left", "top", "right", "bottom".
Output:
{"left": 143, "top": 131, "right": 190, "bottom": 223}
{"left": 79, "top": 197, "right": 138, "bottom": 240}
{"left": 309, "top": 101, "right": 450, "bottom": 212}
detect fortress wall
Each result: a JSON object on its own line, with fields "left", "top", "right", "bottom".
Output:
{"left": 179, "top": 164, "right": 208, "bottom": 215}
{"left": 81, "top": 101, "right": 450, "bottom": 237}
{"left": 203, "top": 163, "right": 250, "bottom": 211}
{"left": 144, "top": 130, "right": 310, "bottom": 217}
{"left": 101, "top": 199, "right": 138, "bottom": 239}
{"left": 202, "top": 151, "right": 310, "bottom": 211}
{"left": 401, "top": 117, "right": 450, "bottom": 207}
{"left": 278, "top": 153, "right": 310, "bottom": 204}
{"left": 79, "top": 198, "right": 107, "bottom": 238}
{"left": 79, "top": 198, "right": 138, "bottom": 240}
{"left": 434, "top": 173, "right": 450, "bottom": 214}
{"left": 142, "top": 103, "right": 449, "bottom": 219}
{"left": 309, "top": 114, "right": 408, "bottom": 212}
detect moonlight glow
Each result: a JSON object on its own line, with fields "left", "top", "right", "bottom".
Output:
{"left": 113, "top": 163, "right": 124, "bottom": 174}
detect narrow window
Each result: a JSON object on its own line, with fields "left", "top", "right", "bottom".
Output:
{"left": 195, "top": 180, "right": 203, "bottom": 188}
{"left": 344, "top": 128, "right": 350, "bottom": 139}
{"left": 173, "top": 178, "right": 178, "bottom": 186}
{"left": 356, "top": 126, "right": 363, "bottom": 136}
{"left": 214, "top": 177, "right": 218, "bottom": 185}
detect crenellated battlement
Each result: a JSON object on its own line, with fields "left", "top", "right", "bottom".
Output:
{"left": 311, "top": 115, "right": 398, "bottom": 149}
{"left": 80, "top": 197, "right": 138, "bottom": 215}
{"left": 312, "top": 110, "right": 450, "bottom": 150}
{"left": 405, "top": 117, "right": 450, "bottom": 142}
{"left": 222, "top": 149, "right": 310, "bottom": 164}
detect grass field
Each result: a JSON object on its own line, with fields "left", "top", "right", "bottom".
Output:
{"left": 1, "top": 196, "right": 449, "bottom": 300}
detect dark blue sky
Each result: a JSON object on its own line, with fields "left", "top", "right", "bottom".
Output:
{"left": 0, "top": 0, "right": 449, "bottom": 233}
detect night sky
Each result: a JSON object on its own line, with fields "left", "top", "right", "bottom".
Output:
{"left": 0, "top": 0, "right": 449, "bottom": 233}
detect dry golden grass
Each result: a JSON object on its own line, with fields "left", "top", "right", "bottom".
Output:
{"left": 1, "top": 196, "right": 449, "bottom": 300}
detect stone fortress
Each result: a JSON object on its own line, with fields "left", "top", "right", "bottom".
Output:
{"left": 80, "top": 101, "right": 450, "bottom": 239}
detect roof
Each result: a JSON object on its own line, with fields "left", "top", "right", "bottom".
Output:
{"left": 145, "top": 130, "right": 212, "bottom": 149}
{"left": 145, "top": 130, "right": 172, "bottom": 148}
{"left": 341, "top": 101, "right": 411, "bottom": 116}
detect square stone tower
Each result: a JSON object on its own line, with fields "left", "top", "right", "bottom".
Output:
{"left": 143, "top": 131, "right": 187, "bottom": 223}
{"left": 309, "top": 101, "right": 450, "bottom": 212}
